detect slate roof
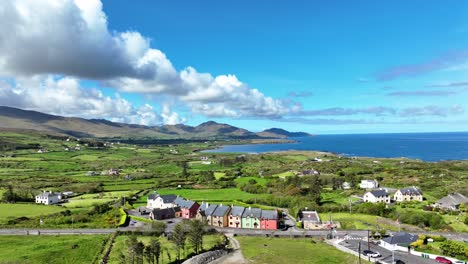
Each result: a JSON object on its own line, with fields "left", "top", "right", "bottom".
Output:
{"left": 370, "top": 189, "right": 389, "bottom": 197}
{"left": 160, "top": 194, "right": 178, "bottom": 203}
{"left": 148, "top": 191, "right": 159, "bottom": 200}
{"left": 198, "top": 202, "right": 218, "bottom": 216}
{"left": 229, "top": 206, "right": 246, "bottom": 217}
{"left": 242, "top": 207, "right": 262, "bottom": 218}
{"left": 36, "top": 192, "right": 61, "bottom": 198}
{"left": 382, "top": 232, "right": 418, "bottom": 245}
{"left": 174, "top": 196, "right": 197, "bottom": 209}
{"left": 261, "top": 210, "right": 278, "bottom": 220}
{"left": 399, "top": 187, "right": 422, "bottom": 196}
{"left": 212, "top": 205, "right": 231, "bottom": 217}
{"left": 151, "top": 207, "right": 181, "bottom": 217}
{"left": 436, "top": 193, "right": 468, "bottom": 207}
{"left": 302, "top": 211, "right": 320, "bottom": 222}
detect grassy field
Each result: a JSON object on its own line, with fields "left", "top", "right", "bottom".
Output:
{"left": 237, "top": 236, "right": 361, "bottom": 264}
{"left": 318, "top": 212, "right": 419, "bottom": 231}
{"left": 150, "top": 188, "right": 268, "bottom": 201}
{"left": 235, "top": 176, "right": 268, "bottom": 186}
{"left": 0, "top": 235, "right": 108, "bottom": 264}
{"left": 108, "top": 234, "right": 223, "bottom": 264}
{"left": 0, "top": 203, "right": 64, "bottom": 223}
{"left": 442, "top": 214, "right": 468, "bottom": 232}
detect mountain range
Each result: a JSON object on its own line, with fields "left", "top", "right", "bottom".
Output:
{"left": 0, "top": 106, "right": 311, "bottom": 139}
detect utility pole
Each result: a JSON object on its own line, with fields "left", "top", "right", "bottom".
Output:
{"left": 367, "top": 229, "right": 370, "bottom": 251}
{"left": 392, "top": 250, "right": 395, "bottom": 264}
{"left": 358, "top": 240, "right": 362, "bottom": 264}
{"left": 349, "top": 199, "right": 352, "bottom": 214}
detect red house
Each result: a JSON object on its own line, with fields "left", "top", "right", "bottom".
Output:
{"left": 260, "top": 210, "right": 278, "bottom": 230}
{"left": 175, "top": 197, "right": 200, "bottom": 219}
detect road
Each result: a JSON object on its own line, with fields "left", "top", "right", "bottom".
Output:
{"left": 339, "top": 239, "right": 439, "bottom": 264}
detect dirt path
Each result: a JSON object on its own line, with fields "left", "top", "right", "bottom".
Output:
{"left": 211, "top": 234, "right": 247, "bottom": 264}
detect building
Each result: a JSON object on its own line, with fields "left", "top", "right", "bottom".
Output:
{"left": 108, "top": 168, "right": 120, "bottom": 176}
{"left": 342, "top": 182, "right": 351, "bottom": 190}
{"left": 149, "top": 207, "right": 181, "bottom": 220}
{"left": 394, "top": 187, "right": 423, "bottom": 202}
{"left": 363, "top": 189, "right": 390, "bottom": 203}
{"left": 211, "top": 205, "right": 231, "bottom": 227}
{"left": 241, "top": 207, "right": 262, "bottom": 229}
{"left": 299, "top": 169, "right": 320, "bottom": 176}
{"left": 434, "top": 193, "right": 468, "bottom": 211}
{"left": 381, "top": 232, "right": 418, "bottom": 251}
{"left": 260, "top": 210, "right": 278, "bottom": 230}
{"left": 228, "top": 206, "right": 245, "bottom": 228}
{"left": 35, "top": 191, "right": 62, "bottom": 205}
{"left": 300, "top": 211, "right": 321, "bottom": 230}
{"left": 196, "top": 202, "right": 218, "bottom": 225}
{"left": 147, "top": 191, "right": 178, "bottom": 209}
{"left": 360, "top": 179, "right": 379, "bottom": 189}
{"left": 175, "top": 197, "right": 200, "bottom": 219}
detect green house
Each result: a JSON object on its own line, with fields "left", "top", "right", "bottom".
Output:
{"left": 241, "top": 207, "right": 261, "bottom": 229}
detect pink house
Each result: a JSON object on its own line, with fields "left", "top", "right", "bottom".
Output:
{"left": 175, "top": 197, "right": 200, "bottom": 219}
{"left": 260, "top": 210, "right": 278, "bottom": 230}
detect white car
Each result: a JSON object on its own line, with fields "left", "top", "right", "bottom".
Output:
{"left": 369, "top": 251, "right": 382, "bottom": 258}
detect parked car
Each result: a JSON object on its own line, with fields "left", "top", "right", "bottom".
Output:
{"left": 362, "top": 250, "right": 381, "bottom": 258}
{"left": 436, "top": 256, "right": 453, "bottom": 264}
{"left": 455, "top": 261, "right": 467, "bottom": 264}
{"left": 394, "top": 259, "right": 405, "bottom": 264}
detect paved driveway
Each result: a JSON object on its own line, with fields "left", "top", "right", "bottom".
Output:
{"left": 339, "top": 240, "right": 439, "bottom": 264}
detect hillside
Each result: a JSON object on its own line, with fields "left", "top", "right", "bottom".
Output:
{"left": 257, "top": 128, "right": 312, "bottom": 138}
{"left": 0, "top": 106, "right": 310, "bottom": 140}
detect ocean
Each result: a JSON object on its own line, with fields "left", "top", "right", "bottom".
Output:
{"left": 205, "top": 132, "right": 468, "bottom": 161}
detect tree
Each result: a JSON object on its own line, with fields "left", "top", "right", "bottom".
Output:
{"left": 459, "top": 202, "right": 466, "bottom": 213}
{"left": 464, "top": 215, "right": 468, "bottom": 226}
{"left": 150, "top": 238, "right": 162, "bottom": 264}
{"left": 2, "top": 185, "right": 17, "bottom": 203}
{"left": 144, "top": 245, "right": 154, "bottom": 264}
{"left": 126, "top": 236, "right": 144, "bottom": 264}
{"left": 171, "top": 222, "right": 187, "bottom": 262}
{"left": 151, "top": 221, "right": 167, "bottom": 236}
{"left": 188, "top": 219, "right": 205, "bottom": 254}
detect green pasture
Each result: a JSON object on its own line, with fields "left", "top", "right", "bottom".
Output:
{"left": 0, "top": 235, "right": 108, "bottom": 264}
{"left": 0, "top": 203, "right": 64, "bottom": 224}
{"left": 237, "top": 236, "right": 362, "bottom": 264}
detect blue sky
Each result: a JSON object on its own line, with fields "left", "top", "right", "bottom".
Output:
{"left": 1, "top": 0, "right": 468, "bottom": 134}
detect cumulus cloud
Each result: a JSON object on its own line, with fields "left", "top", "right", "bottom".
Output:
{"left": 0, "top": 76, "right": 182, "bottom": 125}
{"left": 0, "top": 0, "right": 293, "bottom": 120}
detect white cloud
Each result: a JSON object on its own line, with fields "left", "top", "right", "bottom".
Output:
{"left": 0, "top": 76, "right": 183, "bottom": 125}
{"left": 0, "top": 0, "right": 295, "bottom": 120}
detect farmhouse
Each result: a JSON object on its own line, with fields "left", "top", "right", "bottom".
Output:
{"left": 242, "top": 207, "right": 262, "bottom": 229}
{"left": 381, "top": 232, "right": 418, "bottom": 251}
{"left": 299, "top": 169, "right": 320, "bottom": 176}
{"left": 35, "top": 191, "right": 62, "bottom": 205}
{"left": 394, "top": 187, "right": 423, "bottom": 202}
{"left": 260, "top": 210, "right": 278, "bottom": 230}
{"left": 175, "top": 197, "right": 200, "bottom": 219}
{"left": 196, "top": 202, "right": 218, "bottom": 225}
{"left": 108, "top": 168, "right": 120, "bottom": 176}
{"left": 363, "top": 189, "right": 390, "bottom": 203}
{"left": 149, "top": 207, "right": 181, "bottom": 220}
{"left": 299, "top": 210, "right": 321, "bottom": 230}
{"left": 434, "top": 193, "right": 468, "bottom": 211}
{"left": 211, "top": 204, "right": 231, "bottom": 227}
{"left": 228, "top": 206, "right": 245, "bottom": 228}
{"left": 147, "top": 191, "right": 178, "bottom": 209}
{"left": 360, "top": 179, "right": 379, "bottom": 189}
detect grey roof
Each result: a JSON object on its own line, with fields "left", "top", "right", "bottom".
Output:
{"left": 302, "top": 211, "right": 320, "bottom": 222}
{"left": 148, "top": 191, "right": 159, "bottom": 200}
{"left": 160, "top": 194, "right": 178, "bottom": 203}
{"left": 436, "top": 193, "right": 468, "bottom": 207}
{"left": 399, "top": 187, "right": 422, "bottom": 196}
{"left": 229, "top": 206, "right": 246, "bottom": 217}
{"left": 382, "top": 232, "right": 418, "bottom": 245}
{"left": 242, "top": 207, "right": 262, "bottom": 218}
{"left": 212, "top": 205, "right": 231, "bottom": 217}
{"left": 36, "top": 192, "right": 60, "bottom": 198}
{"left": 370, "top": 189, "right": 389, "bottom": 197}
{"left": 151, "top": 207, "right": 181, "bottom": 217}
{"left": 261, "top": 210, "right": 278, "bottom": 220}
{"left": 174, "top": 196, "right": 198, "bottom": 209}
{"left": 198, "top": 202, "right": 218, "bottom": 217}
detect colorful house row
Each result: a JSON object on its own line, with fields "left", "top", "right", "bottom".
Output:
{"left": 142, "top": 191, "right": 199, "bottom": 220}
{"left": 196, "top": 203, "right": 279, "bottom": 230}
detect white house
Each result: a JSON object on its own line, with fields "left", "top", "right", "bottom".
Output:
{"left": 146, "top": 191, "right": 178, "bottom": 209}
{"left": 380, "top": 232, "right": 418, "bottom": 251}
{"left": 394, "top": 187, "right": 423, "bottom": 202}
{"left": 342, "top": 182, "right": 351, "bottom": 190}
{"left": 363, "top": 189, "right": 390, "bottom": 203}
{"left": 360, "top": 179, "right": 379, "bottom": 189}
{"left": 35, "top": 191, "right": 62, "bottom": 205}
